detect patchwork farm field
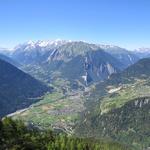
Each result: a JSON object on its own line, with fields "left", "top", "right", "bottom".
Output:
{"left": 12, "top": 90, "right": 85, "bottom": 133}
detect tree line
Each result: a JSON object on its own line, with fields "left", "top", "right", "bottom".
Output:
{"left": 0, "top": 118, "right": 131, "bottom": 150}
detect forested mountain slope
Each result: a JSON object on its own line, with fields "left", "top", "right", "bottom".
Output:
{"left": 75, "top": 58, "right": 150, "bottom": 149}
{"left": 0, "top": 59, "right": 51, "bottom": 117}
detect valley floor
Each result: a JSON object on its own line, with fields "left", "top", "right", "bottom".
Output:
{"left": 11, "top": 88, "right": 86, "bottom": 134}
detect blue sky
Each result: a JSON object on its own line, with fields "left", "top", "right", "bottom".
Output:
{"left": 0, "top": 0, "right": 150, "bottom": 49}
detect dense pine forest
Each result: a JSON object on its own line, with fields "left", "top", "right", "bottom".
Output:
{"left": 0, "top": 118, "right": 131, "bottom": 150}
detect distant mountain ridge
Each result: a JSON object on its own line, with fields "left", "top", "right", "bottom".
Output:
{"left": 8, "top": 41, "right": 134, "bottom": 86}
{"left": 100, "top": 45, "right": 139, "bottom": 66}
{"left": 2, "top": 40, "right": 150, "bottom": 86}
{"left": 11, "top": 40, "right": 140, "bottom": 66}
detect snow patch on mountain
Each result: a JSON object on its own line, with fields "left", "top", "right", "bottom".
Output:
{"left": 13, "top": 40, "right": 71, "bottom": 52}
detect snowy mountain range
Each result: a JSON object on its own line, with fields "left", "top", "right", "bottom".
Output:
{"left": 1, "top": 40, "right": 150, "bottom": 86}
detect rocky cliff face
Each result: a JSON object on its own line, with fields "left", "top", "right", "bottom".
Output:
{"left": 83, "top": 52, "right": 118, "bottom": 84}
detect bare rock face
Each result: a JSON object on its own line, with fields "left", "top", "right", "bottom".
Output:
{"left": 83, "top": 51, "right": 119, "bottom": 84}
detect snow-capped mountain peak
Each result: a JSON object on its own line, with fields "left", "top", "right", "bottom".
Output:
{"left": 13, "top": 39, "right": 71, "bottom": 52}
{"left": 36, "top": 39, "right": 69, "bottom": 47}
